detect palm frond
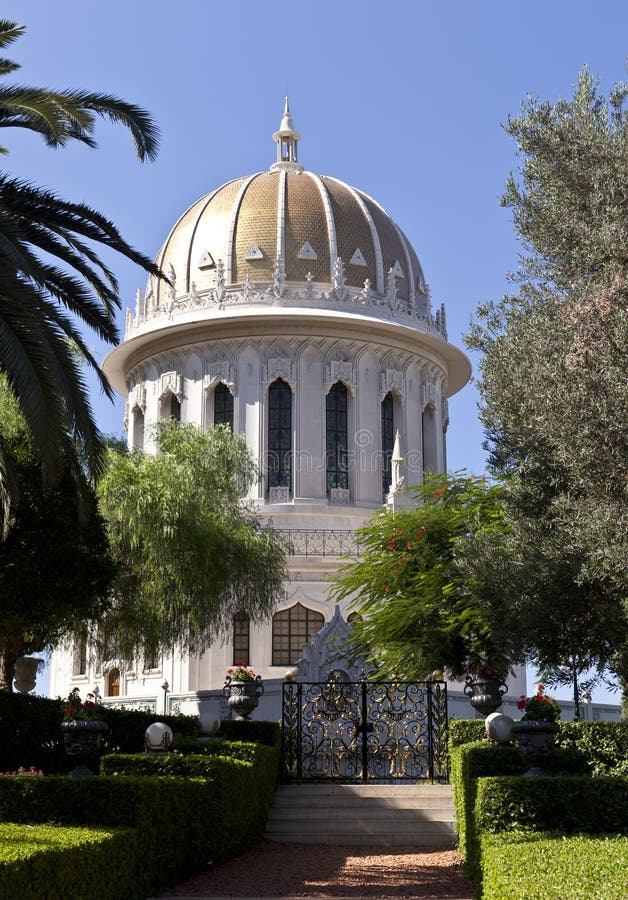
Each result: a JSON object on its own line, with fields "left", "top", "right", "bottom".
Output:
{"left": 0, "top": 21, "right": 25, "bottom": 51}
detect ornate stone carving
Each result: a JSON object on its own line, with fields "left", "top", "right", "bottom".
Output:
{"left": 332, "top": 257, "right": 348, "bottom": 301}
{"left": 329, "top": 488, "right": 350, "bottom": 505}
{"left": 272, "top": 255, "right": 286, "bottom": 299}
{"left": 129, "top": 385, "right": 147, "bottom": 412}
{"left": 269, "top": 486, "right": 290, "bottom": 504}
{"left": 159, "top": 371, "right": 183, "bottom": 401}
{"left": 125, "top": 273, "right": 451, "bottom": 342}
{"left": 386, "top": 267, "right": 399, "bottom": 310}
{"left": 267, "top": 357, "right": 293, "bottom": 387}
{"left": 214, "top": 259, "right": 226, "bottom": 308}
{"left": 296, "top": 606, "right": 367, "bottom": 682}
{"left": 204, "top": 363, "right": 234, "bottom": 394}
{"left": 328, "top": 359, "right": 355, "bottom": 393}
{"left": 422, "top": 377, "right": 437, "bottom": 410}
{"left": 380, "top": 367, "right": 405, "bottom": 402}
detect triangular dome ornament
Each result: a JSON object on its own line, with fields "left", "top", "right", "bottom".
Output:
{"left": 198, "top": 250, "right": 216, "bottom": 270}
{"left": 298, "top": 241, "right": 318, "bottom": 260}
{"left": 392, "top": 259, "right": 405, "bottom": 278}
{"left": 350, "top": 247, "right": 367, "bottom": 267}
{"left": 245, "top": 243, "right": 264, "bottom": 260}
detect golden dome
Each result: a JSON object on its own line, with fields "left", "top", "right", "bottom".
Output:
{"left": 146, "top": 170, "right": 428, "bottom": 314}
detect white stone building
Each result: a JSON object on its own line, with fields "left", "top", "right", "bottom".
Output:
{"left": 49, "top": 101, "right": 527, "bottom": 722}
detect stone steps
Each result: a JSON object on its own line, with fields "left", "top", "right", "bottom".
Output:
{"left": 265, "top": 783, "right": 458, "bottom": 847}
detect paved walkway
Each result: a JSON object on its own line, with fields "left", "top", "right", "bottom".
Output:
{"left": 150, "top": 838, "right": 474, "bottom": 899}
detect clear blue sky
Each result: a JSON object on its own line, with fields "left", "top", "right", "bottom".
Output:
{"left": 6, "top": 2, "right": 624, "bottom": 704}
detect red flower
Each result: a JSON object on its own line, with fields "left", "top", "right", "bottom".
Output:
{"left": 517, "top": 698, "right": 526, "bottom": 710}
{"left": 416, "top": 527, "right": 426, "bottom": 539}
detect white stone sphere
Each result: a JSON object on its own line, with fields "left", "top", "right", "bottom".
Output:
{"left": 485, "top": 712, "right": 514, "bottom": 744}
{"left": 144, "top": 722, "right": 174, "bottom": 752}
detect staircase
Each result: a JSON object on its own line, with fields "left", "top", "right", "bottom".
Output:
{"left": 265, "top": 783, "right": 458, "bottom": 847}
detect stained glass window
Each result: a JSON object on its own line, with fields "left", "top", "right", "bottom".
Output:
{"left": 326, "top": 382, "right": 348, "bottom": 492}
{"left": 268, "top": 378, "right": 292, "bottom": 490}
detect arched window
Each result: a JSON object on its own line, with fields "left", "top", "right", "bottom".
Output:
{"left": 381, "top": 391, "right": 394, "bottom": 496}
{"left": 214, "top": 382, "right": 234, "bottom": 429}
{"left": 326, "top": 382, "right": 348, "bottom": 492}
{"left": 107, "top": 667, "right": 120, "bottom": 697}
{"left": 169, "top": 393, "right": 181, "bottom": 422}
{"left": 422, "top": 405, "right": 437, "bottom": 474}
{"left": 268, "top": 378, "right": 292, "bottom": 492}
{"left": 233, "top": 613, "right": 250, "bottom": 665}
{"left": 72, "top": 630, "right": 87, "bottom": 676}
{"left": 132, "top": 408, "right": 145, "bottom": 451}
{"left": 272, "top": 602, "right": 324, "bottom": 666}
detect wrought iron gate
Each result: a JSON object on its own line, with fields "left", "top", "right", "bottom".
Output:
{"left": 281, "top": 678, "right": 448, "bottom": 783}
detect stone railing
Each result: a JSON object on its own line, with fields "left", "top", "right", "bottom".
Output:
{"left": 100, "top": 696, "right": 157, "bottom": 713}
{"left": 125, "top": 263, "right": 447, "bottom": 342}
{"left": 275, "top": 528, "right": 359, "bottom": 557}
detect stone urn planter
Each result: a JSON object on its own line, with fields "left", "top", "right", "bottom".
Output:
{"left": 61, "top": 720, "right": 109, "bottom": 778}
{"left": 464, "top": 675, "right": 508, "bottom": 717}
{"left": 223, "top": 675, "right": 264, "bottom": 720}
{"left": 14, "top": 656, "right": 44, "bottom": 694}
{"left": 512, "top": 720, "right": 559, "bottom": 776}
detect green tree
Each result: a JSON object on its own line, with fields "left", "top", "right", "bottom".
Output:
{"left": 0, "top": 18, "right": 160, "bottom": 526}
{"left": 0, "top": 380, "right": 113, "bottom": 690}
{"left": 330, "top": 473, "right": 515, "bottom": 680}
{"left": 96, "top": 422, "right": 287, "bottom": 663}
{"left": 467, "top": 68, "right": 628, "bottom": 698}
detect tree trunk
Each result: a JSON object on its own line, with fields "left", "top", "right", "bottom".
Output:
{"left": 0, "top": 634, "right": 26, "bottom": 692}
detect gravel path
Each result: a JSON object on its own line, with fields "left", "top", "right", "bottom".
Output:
{"left": 159, "top": 838, "right": 474, "bottom": 899}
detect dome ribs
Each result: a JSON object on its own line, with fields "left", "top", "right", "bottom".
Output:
{"left": 359, "top": 192, "right": 411, "bottom": 305}
{"left": 284, "top": 173, "right": 330, "bottom": 283}
{"left": 232, "top": 173, "right": 279, "bottom": 284}
{"left": 322, "top": 176, "right": 381, "bottom": 292}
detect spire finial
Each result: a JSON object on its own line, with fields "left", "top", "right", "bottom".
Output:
{"left": 271, "top": 97, "right": 303, "bottom": 173}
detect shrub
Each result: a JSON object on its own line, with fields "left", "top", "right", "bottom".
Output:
{"left": 101, "top": 743, "right": 281, "bottom": 842}
{"left": 556, "top": 721, "right": 628, "bottom": 776}
{"left": 0, "top": 823, "right": 138, "bottom": 900}
{"left": 0, "top": 776, "right": 215, "bottom": 895}
{"left": 480, "top": 832, "right": 628, "bottom": 900}
{"left": 217, "top": 719, "right": 281, "bottom": 746}
{"left": 448, "top": 719, "right": 485, "bottom": 748}
{"left": 449, "top": 740, "right": 523, "bottom": 874}
{"left": 475, "top": 775, "right": 628, "bottom": 835}
{"left": 0, "top": 689, "right": 197, "bottom": 773}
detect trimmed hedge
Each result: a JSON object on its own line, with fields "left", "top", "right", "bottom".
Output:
{"left": 0, "top": 775, "right": 213, "bottom": 896}
{"left": 450, "top": 718, "right": 628, "bottom": 775}
{"left": 449, "top": 719, "right": 485, "bottom": 748}
{"left": 449, "top": 740, "right": 524, "bottom": 873}
{"left": 449, "top": 740, "right": 625, "bottom": 881}
{"left": 0, "top": 742, "right": 280, "bottom": 895}
{"left": 0, "top": 823, "right": 138, "bottom": 900}
{"left": 0, "top": 690, "right": 198, "bottom": 774}
{"left": 217, "top": 719, "right": 281, "bottom": 746}
{"left": 101, "top": 744, "right": 280, "bottom": 840}
{"left": 476, "top": 775, "right": 628, "bottom": 835}
{"left": 480, "top": 832, "right": 628, "bottom": 900}
{"left": 556, "top": 721, "right": 628, "bottom": 776}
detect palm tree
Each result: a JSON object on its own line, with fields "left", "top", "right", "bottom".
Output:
{"left": 0, "top": 18, "right": 161, "bottom": 528}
